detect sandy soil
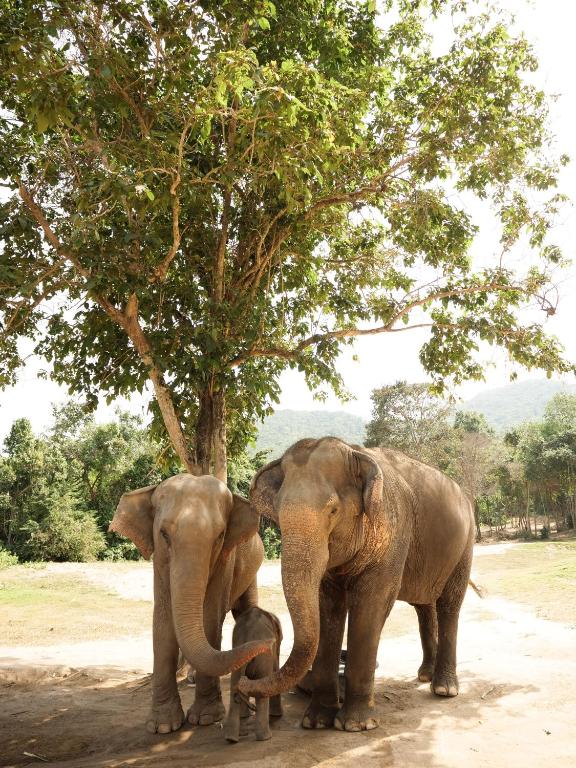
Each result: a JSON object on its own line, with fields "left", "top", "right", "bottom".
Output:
{"left": 1, "top": 547, "right": 575, "bottom": 768}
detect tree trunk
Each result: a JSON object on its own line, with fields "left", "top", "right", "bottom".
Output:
{"left": 195, "top": 388, "right": 213, "bottom": 475}
{"left": 212, "top": 389, "right": 227, "bottom": 483}
{"left": 474, "top": 500, "right": 481, "bottom": 541}
{"left": 194, "top": 384, "right": 227, "bottom": 482}
{"left": 526, "top": 486, "right": 532, "bottom": 536}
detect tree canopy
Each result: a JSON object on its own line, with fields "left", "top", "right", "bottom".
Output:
{"left": 0, "top": 401, "right": 273, "bottom": 562}
{"left": 1, "top": 0, "right": 573, "bottom": 475}
{"left": 364, "top": 381, "right": 576, "bottom": 537}
{"left": 365, "top": 380, "right": 454, "bottom": 464}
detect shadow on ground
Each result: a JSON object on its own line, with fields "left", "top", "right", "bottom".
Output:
{"left": 0, "top": 663, "right": 531, "bottom": 768}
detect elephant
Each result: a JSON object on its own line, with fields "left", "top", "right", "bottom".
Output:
{"left": 224, "top": 606, "right": 283, "bottom": 743}
{"left": 109, "top": 473, "right": 271, "bottom": 734}
{"left": 239, "top": 437, "right": 474, "bottom": 733}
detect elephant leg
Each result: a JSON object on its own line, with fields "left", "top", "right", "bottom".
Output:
{"left": 187, "top": 610, "right": 226, "bottom": 725}
{"left": 250, "top": 653, "right": 273, "bottom": 739}
{"left": 188, "top": 672, "right": 225, "bottom": 725}
{"left": 270, "top": 646, "right": 283, "bottom": 718}
{"left": 147, "top": 566, "right": 185, "bottom": 734}
{"left": 335, "top": 576, "right": 399, "bottom": 732}
{"left": 254, "top": 696, "right": 271, "bottom": 741}
{"left": 414, "top": 603, "right": 438, "bottom": 682}
{"left": 432, "top": 547, "right": 472, "bottom": 698}
{"left": 231, "top": 582, "right": 259, "bottom": 718}
{"left": 224, "top": 667, "right": 245, "bottom": 743}
{"left": 302, "top": 577, "right": 347, "bottom": 730}
{"left": 240, "top": 697, "right": 251, "bottom": 719}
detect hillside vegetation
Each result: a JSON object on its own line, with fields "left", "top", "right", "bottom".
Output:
{"left": 465, "top": 380, "right": 576, "bottom": 431}
{"left": 253, "top": 380, "right": 576, "bottom": 457}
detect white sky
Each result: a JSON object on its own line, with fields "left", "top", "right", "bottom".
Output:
{"left": 1, "top": 0, "right": 575, "bottom": 440}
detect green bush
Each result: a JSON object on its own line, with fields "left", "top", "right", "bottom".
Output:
{"left": 22, "top": 494, "right": 106, "bottom": 562}
{"left": 0, "top": 545, "right": 18, "bottom": 569}
{"left": 261, "top": 522, "right": 281, "bottom": 559}
{"left": 100, "top": 540, "right": 141, "bottom": 561}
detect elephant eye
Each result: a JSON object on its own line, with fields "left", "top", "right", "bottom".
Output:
{"left": 160, "top": 529, "right": 170, "bottom": 544}
{"left": 330, "top": 506, "right": 338, "bottom": 515}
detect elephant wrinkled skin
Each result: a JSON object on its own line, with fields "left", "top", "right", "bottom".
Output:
{"left": 109, "top": 473, "right": 269, "bottom": 734}
{"left": 240, "top": 438, "right": 474, "bottom": 733}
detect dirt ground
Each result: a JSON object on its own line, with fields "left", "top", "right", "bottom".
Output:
{"left": 1, "top": 545, "right": 575, "bottom": 768}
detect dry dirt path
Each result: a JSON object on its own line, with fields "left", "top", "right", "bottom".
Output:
{"left": 1, "top": 548, "right": 574, "bottom": 768}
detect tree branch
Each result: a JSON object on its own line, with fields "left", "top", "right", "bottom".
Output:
{"left": 149, "top": 117, "right": 193, "bottom": 283}
{"left": 123, "top": 294, "right": 200, "bottom": 474}
{"left": 16, "top": 181, "right": 200, "bottom": 474}
{"left": 227, "top": 280, "right": 528, "bottom": 368}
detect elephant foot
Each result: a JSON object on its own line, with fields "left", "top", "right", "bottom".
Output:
{"left": 418, "top": 661, "right": 435, "bottom": 683}
{"left": 187, "top": 696, "right": 226, "bottom": 726}
{"left": 334, "top": 702, "right": 379, "bottom": 732}
{"left": 146, "top": 698, "right": 185, "bottom": 734}
{"left": 223, "top": 719, "right": 240, "bottom": 743}
{"left": 301, "top": 700, "right": 339, "bottom": 730}
{"left": 431, "top": 668, "right": 459, "bottom": 697}
{"left": 255, "top": 726, "right": 272, "bottom": 741}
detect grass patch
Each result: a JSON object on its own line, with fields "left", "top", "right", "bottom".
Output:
{"left": 473, "top": 540, "right": 576, "bottom": 624}
{"left": 0, "top": 571, "right": 152, "bottom": 646}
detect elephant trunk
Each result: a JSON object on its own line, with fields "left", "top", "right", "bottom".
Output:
{"left": 170, "top": 555, "right": 270, "bottom": 678}
{"left": 238, "top": 534, "right": 328, "bottom": 698}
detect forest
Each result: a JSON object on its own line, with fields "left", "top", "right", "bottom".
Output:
{"left": 1, "top": 384, "right": 574, "bottom": 565}
{"left": 366, "top": 382, "right": 576, "bottom": 539}
{"left": 0, "top": 400, "right": 264, "bottom": 564}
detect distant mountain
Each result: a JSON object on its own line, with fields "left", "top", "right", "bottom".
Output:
{"left": 254, "top": 381, "right": 576, "bottom": 456}
{"left": 255, "top": 409, "right": 366, "bottom": 458}
{"left": 463, "top": 379, "right": 576, "bottom": 432}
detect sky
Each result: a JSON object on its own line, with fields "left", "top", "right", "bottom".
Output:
{"left": 1, "top": 0, "right": 576, "bottom": 440}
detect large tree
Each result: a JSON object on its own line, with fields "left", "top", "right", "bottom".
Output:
{"left": 516, "top": 394, "right": 576, "bottom": 530}
{"left": 1, "top": 0, "right": 573, "bottom": 478}
{"left": 365, "top": 380, "right": 454, "bottom": 465}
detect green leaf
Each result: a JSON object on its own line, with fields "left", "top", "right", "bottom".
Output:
{"left": 35, "top": 112, "right": 50, "bottom": 133}
{"left": 257, "top": 17, "right": 270, "bottom": 30}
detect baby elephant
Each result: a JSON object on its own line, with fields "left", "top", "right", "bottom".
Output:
{"left": 224, "top": 607, "right": 283, "bottom": 743}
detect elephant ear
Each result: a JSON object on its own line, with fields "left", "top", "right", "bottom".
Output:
{"left": 353, "top": 450, "right": 408, "bottom": 526}
{"left": 109, "top": 484, "right": 157, "bottom": 560}
{"left": 222, "top": 494, "right": 260, "bottom": 557}
{"left": 249, "top": 458, "right": 284, "bottom": 523}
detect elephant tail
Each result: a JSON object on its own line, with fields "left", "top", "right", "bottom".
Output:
{"left": 468, "top": 578, "right": 486, "bottom": 598}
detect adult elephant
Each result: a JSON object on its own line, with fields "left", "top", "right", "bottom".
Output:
{"left": 239, "top": 437, "right": 474, "bottom": 732}
{"left": 109, "top": 473, "right": 269, "bottom": 734}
